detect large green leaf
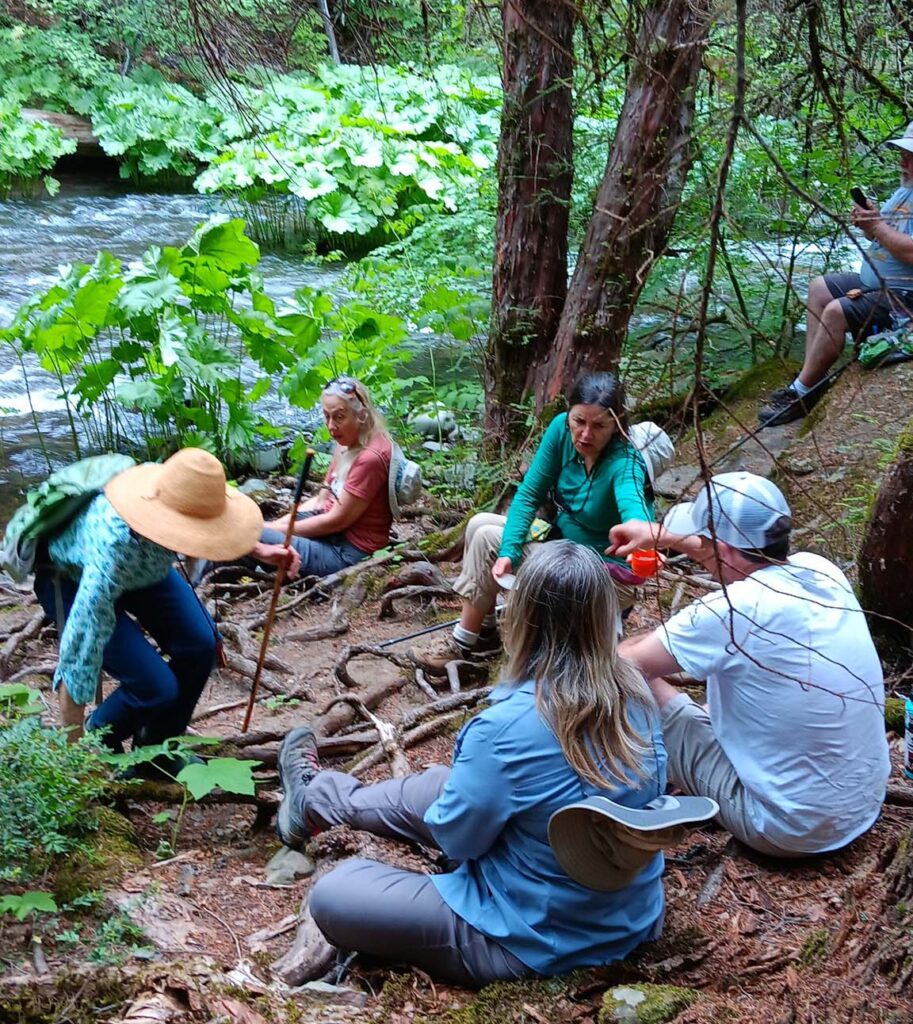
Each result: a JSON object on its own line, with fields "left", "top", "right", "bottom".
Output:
{"left": 118, "top": 274, "right": 184, "bottom": 316}
{"left": 176, "top": 758, "right": 261, "bottom": 800}
{"left": 185, "top": 217, "right": 260, "bottom": 272}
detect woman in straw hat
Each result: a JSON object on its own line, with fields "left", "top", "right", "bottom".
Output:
{"left": 33, "top": 448, "right": 262, "bottom": 759}
{"left": 273, "top": 541, "right": 668, "bottom": 987}
{"left": 252, "top": 376, "right": 397, "bottom": 580}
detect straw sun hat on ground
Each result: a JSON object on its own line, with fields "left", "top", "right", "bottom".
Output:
{"left": 105, "top": 448, "right": 263, "bottom": 561}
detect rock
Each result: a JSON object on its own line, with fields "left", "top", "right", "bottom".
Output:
{"left": 264, "top": 847, "right": 315, "bottom": 885}
{"left": 409, "top": 404, "right": 459, "bottom": 442}
{"left": 239, "top": 478, "right": 274, "bottom": 498}
{"left": 599, "top": 983, "right": 698, "bottom": 1024}
{"left": 292, "top": 981, "right": 368, "bottom": 1007}
{"left": 653, "top": 465, "right": 701, "bottom": 499}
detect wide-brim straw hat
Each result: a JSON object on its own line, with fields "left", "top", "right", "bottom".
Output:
{"left": 548, "top": 794, "right": 719, "bottom": 891}
{"left": 105, "top": 447, "right": 263, "bottom": 560}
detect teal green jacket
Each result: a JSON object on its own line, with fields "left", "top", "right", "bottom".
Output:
{"left": 498, "top": 414, "right": 654, "bottom": 566}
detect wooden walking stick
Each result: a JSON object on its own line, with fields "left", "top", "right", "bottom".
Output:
{"left": 241, "top": 448, "right": 315, "bottom": 733}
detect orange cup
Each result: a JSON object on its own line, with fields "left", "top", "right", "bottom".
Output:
{"left": 629, "top": 549, "right": 661, "bottom": 578}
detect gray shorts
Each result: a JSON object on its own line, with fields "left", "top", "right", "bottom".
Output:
{"left": 824, "top": 272, "right": 913, "bottom": 337}
{"left": 661, "top": 694, "right": 810, "bottom": 859}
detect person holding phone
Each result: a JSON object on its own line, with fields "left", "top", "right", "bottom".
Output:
{"left": 759, "top": 122, "right": 913, "bottom": 426}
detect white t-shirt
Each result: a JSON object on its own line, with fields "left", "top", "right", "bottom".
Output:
{"left": 657, "top": 552, "right": 889, "bottom": 853}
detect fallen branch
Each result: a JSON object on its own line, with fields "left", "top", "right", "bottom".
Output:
{"left": 219, "top": 621, "right": 292, "bottom": 674}
{"left": 885, "top": 784, "right": 913, "bottom": 808}
{"left": 324, "top": 695, "right": 410, "bottom": 778}
{"left": 349, "top": 709, "right": 466, "bottom": 777}
{"left": 414, "top": 668, "right": 438, "bottom": 699}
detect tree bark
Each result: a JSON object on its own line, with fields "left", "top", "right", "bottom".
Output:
{"left": 484, "top": 0, "right": 576, "bottom": 447}
{"left": 529, "top": 0, "right": 713, "bottom": 407}
{"left": 859, "top": 442, "right": 913, "bottom": 639}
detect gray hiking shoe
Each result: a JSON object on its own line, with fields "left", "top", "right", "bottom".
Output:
{"left": 758, "top": 380, "right": 826, "bottom": 426}
{"left": 276, "top": 726, "right": 321, "bottom": 850}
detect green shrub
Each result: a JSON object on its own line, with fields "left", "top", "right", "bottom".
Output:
{"left": 0, "top": 716, "right": 110, "bottom": 885}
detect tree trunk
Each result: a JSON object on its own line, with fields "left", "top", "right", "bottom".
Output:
{"left": 529, "top": 0, "right": 713, "bottom": 408}
{"left": 484, "top": 0, "right": 576, "bottom": 448}
{"left": 859, "top": 442, "right": 913, "bottom": 640}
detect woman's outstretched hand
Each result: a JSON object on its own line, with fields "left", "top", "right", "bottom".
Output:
{"left": 492, "top": 556, "right": 513, "bottom": 581}
{"left": 606, "top": 520, "right": 662, "bottom": 559}
{"left": 253, "top": 541, "right": 302, "bottom": 579}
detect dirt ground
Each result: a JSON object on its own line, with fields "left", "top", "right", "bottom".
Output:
{"left": 2, "top": 363, "right": 913, "bottom": 1023}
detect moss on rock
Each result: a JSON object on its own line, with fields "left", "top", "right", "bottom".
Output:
{"left": 599, "top": 983, "right": 697, "bottom": 1024}
{"left": 54, "top": 806, "right": 143, "bottom": 902}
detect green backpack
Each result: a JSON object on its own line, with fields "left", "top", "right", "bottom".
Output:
{"left": 0, "top": 453, "right": 135, "bottom": 582}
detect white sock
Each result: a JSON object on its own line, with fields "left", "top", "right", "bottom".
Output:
{"left": 791, "top": 376, "right": 813, "bottom": 397}
{"left": 453, "top": 625, "right": 479, "bottom": 649}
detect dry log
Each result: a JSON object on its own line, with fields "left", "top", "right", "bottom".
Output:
{"left": 219, "top": 621, "right": 292, "bottom": 673}
{"left": 885, "top": 784, "right": 913, "bottom": 807}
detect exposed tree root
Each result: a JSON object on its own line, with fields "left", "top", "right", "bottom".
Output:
{"left": 0, "top": 610, "right": 47, "bottom": 677}
{"left": 284, "top": 601, "right": 350, "bottom": 643}
{"left": 378, "top": 584, "right": 454, "bottom": 619}
{"left": 333, "top": 644, "right": 415, "bottom": 689}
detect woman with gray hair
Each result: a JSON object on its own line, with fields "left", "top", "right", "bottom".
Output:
{"left": 273, "top": 540, "right": 668, "bottom": 987}
{"left": 253, "top": 376, "right": 395, "bottom": 579}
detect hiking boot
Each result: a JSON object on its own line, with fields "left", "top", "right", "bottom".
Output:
{"left": 276, "top": 726, "right": 321, "bottom": 850}
{"left": 409, "top": 629, "right": 500, "bottom": 675}
{"left": 757, "top": 380, "right": 826, "bottom": 426}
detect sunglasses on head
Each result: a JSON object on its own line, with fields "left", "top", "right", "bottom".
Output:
{"left": 324, "top": 377, "right": 365, "bottom": 405}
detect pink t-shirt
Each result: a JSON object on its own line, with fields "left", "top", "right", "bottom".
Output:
{"left": 323, "top": 434, "right": 393, "bottom": 554}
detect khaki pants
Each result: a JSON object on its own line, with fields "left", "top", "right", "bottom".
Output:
{"left": 661, "top": 694, "right": 810, "bottom": 858}
{"left": 452, "top": 512, "right": 637, "bottom": 616}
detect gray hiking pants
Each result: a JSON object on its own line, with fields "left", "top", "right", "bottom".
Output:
{"left": 305, "top": 767, "right": 530, "bottom": 988}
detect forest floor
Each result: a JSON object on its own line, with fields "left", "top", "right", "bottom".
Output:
{"left": 2, "top": 357, "right": 913, "bottom": 1024}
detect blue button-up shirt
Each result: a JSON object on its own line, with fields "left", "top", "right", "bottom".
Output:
{"left": 47, "top": 494, "right": 177, "bottom": 705}
{"left": 425, "top": 680, "right": 667, "bottom": 975}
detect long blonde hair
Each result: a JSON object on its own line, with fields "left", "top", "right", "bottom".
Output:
{"left": 501, "top": 541, "right": 654, "bottom": 786}
{"left": 323, "top": 377, "right": 390, "bottom": 489}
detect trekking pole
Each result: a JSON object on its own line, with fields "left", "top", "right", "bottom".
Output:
{"left": 241, "top": 448, "right": 315, "bottom": 733}
{"left": 377, "top": 617, "right": 461, "bottom": 649}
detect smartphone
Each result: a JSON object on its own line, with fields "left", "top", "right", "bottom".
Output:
{"left": 851, "top": 186, "right": 871, "bottom": 208}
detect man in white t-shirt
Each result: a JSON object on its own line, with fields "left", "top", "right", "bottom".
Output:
{"left": 611, "top": 472, "right": 889, "bottom": 857}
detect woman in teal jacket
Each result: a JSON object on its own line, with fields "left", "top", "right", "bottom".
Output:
{"left": 413, "top": 372, "right": 654, "bottom": 672}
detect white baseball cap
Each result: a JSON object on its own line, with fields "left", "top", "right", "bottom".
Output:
{"left": 887, "top": 121, "right": 913, "bottom": 154}
{"left": 662, "top": 471, "right": 791, "bottom": 552}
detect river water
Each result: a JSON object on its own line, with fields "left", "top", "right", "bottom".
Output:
{"left": 0, "top": 178, "right": 345, "bottom": 508}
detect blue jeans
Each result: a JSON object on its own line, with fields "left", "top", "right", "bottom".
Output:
{"left": 35, "top": 568, "right": 217, "bottom": 748}
{"left": 260, "top": 511, "right": 368, "bottom": 578}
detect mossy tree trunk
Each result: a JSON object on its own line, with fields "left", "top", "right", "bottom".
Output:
{"left": 527, "top": 0, "right": 713, "bottom": 408}
{"left": 859, "top": 442, "right": 913, "bottom": 640}
{"left": 856, "top": 831, "right": 913, "bottom": 993}
{"left": 484, "top": 0, "right": 575, "bottom": 449}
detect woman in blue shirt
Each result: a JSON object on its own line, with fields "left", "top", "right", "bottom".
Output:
{"left": 275, "top": 540, "right": 667, "bottom": 987}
